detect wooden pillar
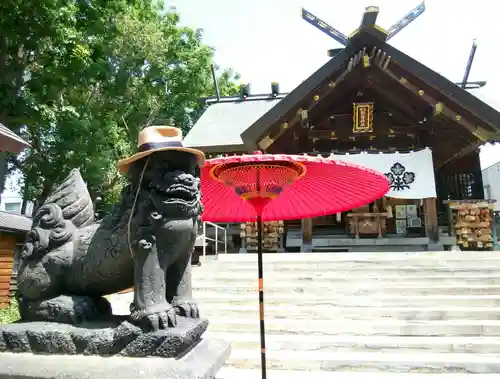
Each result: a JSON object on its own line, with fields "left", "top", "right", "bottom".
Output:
{"left": 446, "top": 205, "right": 456, "bottom": 237}
{"left": 471, "top": 150, "right": 485, "bottom": 199}
{"left": 301, "top": 218, "right": 313, "bottom": 252}
{"left": 423, "top": 197, "right": 439, "bottom": 243}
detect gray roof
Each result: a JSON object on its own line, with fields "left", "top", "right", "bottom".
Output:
{"left": 0, "top": 211, "right": 32, "bottom": 233}
{"left": 184, "top": 99, "right": 282, "bottom": 152}
{"left": 0, "top": 123, "right": 30, "bottom": 153}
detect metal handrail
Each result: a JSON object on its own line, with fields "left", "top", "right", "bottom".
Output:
{"left": 202, "top": 221, "right": 227, "bottom": 258}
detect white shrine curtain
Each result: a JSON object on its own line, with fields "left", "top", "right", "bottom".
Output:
{"left": 328, "top": 148, "right": 436, "bottom": 199}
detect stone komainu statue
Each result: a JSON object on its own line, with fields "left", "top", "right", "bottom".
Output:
{"left": 16, "top": 126, "right": 205, "bottom": 331}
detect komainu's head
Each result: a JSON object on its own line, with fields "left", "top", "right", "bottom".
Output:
{"left": 127, "top": 150, "right": 202, "bottom": 219}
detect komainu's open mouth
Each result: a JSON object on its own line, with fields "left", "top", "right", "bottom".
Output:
{"left": 164, "top": 183, "right": 196, "bottom": 202}
{"left": 147, "top": 175, "right": 200, "bottom": 209}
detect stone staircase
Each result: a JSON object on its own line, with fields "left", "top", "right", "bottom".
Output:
{"left": 108, "top": 251, "right": 500, "bottom": 378}
{"left": 195, "top": 251, "right": 500, "bottom": 378}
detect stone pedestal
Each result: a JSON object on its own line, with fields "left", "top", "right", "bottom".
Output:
{"left": 0, "top": 338, "right": 230, "bottom": 379}
{"left": 0, "top": 316, "right": 231, "bottom": 378}
{"left": 0, "top": 317, "right": 210, "bottom": 357}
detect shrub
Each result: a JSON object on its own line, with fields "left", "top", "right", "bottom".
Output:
{"left": 0, "top": 299, "right": 20, "bottom": 324}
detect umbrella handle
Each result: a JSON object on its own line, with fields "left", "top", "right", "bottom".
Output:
{"left": 257, "top": 215, "right": 267, "bottom": 379}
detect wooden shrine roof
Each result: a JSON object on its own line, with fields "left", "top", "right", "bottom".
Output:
{"left": 240, "top": 29, "right": 500, "bottom": 153}
{"left": 186, "top": 28, "right": 500, "bottom": 159}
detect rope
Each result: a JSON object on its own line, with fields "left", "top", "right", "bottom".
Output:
{"left": 127, "top": 157, "right": 150, "bottom": 258}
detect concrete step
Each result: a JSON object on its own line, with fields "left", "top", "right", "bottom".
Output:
{"left": 213, "top": 251, "right": 499, "bottom": 262}
{"left": 207, "top": 332, "right": 500, "bottom": 354}
{"left": 193, "top": 283, "right": 500, "bottom": 296}
{"left": 196, "top": 263, "right": 500, "bottom": 274}
{"left": 209, "top": 251, "right": 499, "bottom": 264}
{"left": 207, "top": 318, "right": 500, "bottom": 337}
{"left": 193, "top": 272, "right": 500, "bottom": 285}
{"left": 201, "top": 261, "right": 500, "bottom": 277}
{"left": 198, "top": 304, "right": 500, "bottom": 321}
{"left": 196, "top": 293, "right": 500, "bottom": 307}
{"left": 216, "top": 367, "right": 499, "bottom": 379}
{"left": 224, "top": 350, "right": 500, "bottom": 373}
{"left": 107, "top": 294, "right": 500, "bottom": 321}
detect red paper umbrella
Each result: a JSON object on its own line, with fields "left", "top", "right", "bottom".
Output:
{"left": 201, "top": 152, "right": 389, "bottom": 222}
{"left": 200, "top": 152, "right": 389, "bottom": 379}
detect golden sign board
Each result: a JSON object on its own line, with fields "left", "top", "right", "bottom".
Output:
{"left": 352, "top": 102, "right": 374, "bottom": 133}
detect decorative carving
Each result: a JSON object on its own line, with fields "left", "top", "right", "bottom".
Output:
{"left": 353, "top": 102, "right": 374, "bottom": 133}
{"left": 385, "top": 162, "right": 415, "bottom": 191}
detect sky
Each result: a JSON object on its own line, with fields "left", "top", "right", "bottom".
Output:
{"left": 169, "top": 0, "right": 500, "bottom": 169}
{"left": 3, "top": 0, "right": 500, "bottom": 197}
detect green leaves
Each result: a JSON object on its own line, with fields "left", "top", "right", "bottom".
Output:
{"left": 0, "top": 298, "right": 20, "bottom": 324}
{"left": 2, "top": 0, "right": 239, "bottom": 211}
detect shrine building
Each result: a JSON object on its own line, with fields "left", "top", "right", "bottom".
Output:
{"left": 185, "top": 5, "right": 500, "bottom": 253}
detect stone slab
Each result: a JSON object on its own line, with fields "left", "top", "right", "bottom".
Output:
{"left": 208, "top": 332, "right": 500, "bottom": 354}
{"left": 0, "top": 316, "right": 208, "bottom": 358}
{"left": 226, "top": 350, "right": 500, "bottom": 373}
{"left": 213, "top": 250, "right": 499, "bottom": 261}
{"left": 0, "top": 338, "right": 230, "bottom": 379}
{"left": 197, "top": 304, "right": 500, "bottom": 321}
{"left": 207, "top": 317, "right": 500, "bottom": 337}
{"left": 216, "top": 367, "right": 500, "bottom": 379}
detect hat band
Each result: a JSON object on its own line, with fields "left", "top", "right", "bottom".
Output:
{"left": 138, "top": 140, "right": 184, "bottom": 152}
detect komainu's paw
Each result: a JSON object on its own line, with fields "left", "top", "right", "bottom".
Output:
{"left": 129, "top": 302, "right": 178, "bottom": 331}
{"left": 173, "top": 299, "right": 200, "bottom": 319}
{"left": 19, "top": 295, "right": 111, "bottom": 324}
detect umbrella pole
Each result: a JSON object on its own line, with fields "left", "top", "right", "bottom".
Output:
{"left": 257, "top": 215, "right": 267, "bottom": 379}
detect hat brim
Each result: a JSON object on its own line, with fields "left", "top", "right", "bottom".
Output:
{"left": 117, "top": 146, "right": 205, "bottom": 173}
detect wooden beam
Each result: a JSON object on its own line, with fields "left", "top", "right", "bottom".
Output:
{"left": 360, "top": 6, "right": 379, "bottom": 27}
{"left": 366, "top": 73, "right": 427, "bottom": 121}
{"left": 377, "top": 65, "right": 496, "bottom": 142}
{"left": 435, "top": 140, "right": 483, "bottom": 169}
{"left": 301, "top": 218, "right": 313, "bottom": 252}
{"left": 432, "top": 102, "right": 494, "bottom": 142}
{"left": 423, "top": 197, "right": 439, "bottom": 243}
{"left": 257, "top": 49, "right": 369, "bottom": 151}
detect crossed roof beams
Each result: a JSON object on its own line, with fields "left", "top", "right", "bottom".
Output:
{"left": 257, "top": 47, "right": 495, "bottom": 156}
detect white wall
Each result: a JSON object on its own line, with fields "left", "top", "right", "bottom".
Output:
{"left": 483, "top": 161, "right": 500, "bottom": 211}
{"left": 0, "top": 173, "right": 34, "bottom": 217}
{"left": 0, "top": 190, "right": 34, "bottom": 217}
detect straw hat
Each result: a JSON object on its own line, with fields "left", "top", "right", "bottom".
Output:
{"left": 116, "top": 125, "right": 205, "bottom": 173}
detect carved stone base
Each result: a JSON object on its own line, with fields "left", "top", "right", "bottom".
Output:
{"left": 0, "top": 338, "right": 230, "bottom": 379}
{"left": 0, "top": 316, "right": 208, "bottom": 358}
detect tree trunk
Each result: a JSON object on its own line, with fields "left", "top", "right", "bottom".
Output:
{"left": 20, "top": 181, "right": 29, "bottom": 215}
{"left": 34, "top": 179, "right": 53, "bottom": 212}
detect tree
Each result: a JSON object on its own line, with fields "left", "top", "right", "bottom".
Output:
{"left": 1, "top": 0, "right": 239, "bottom": 211}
